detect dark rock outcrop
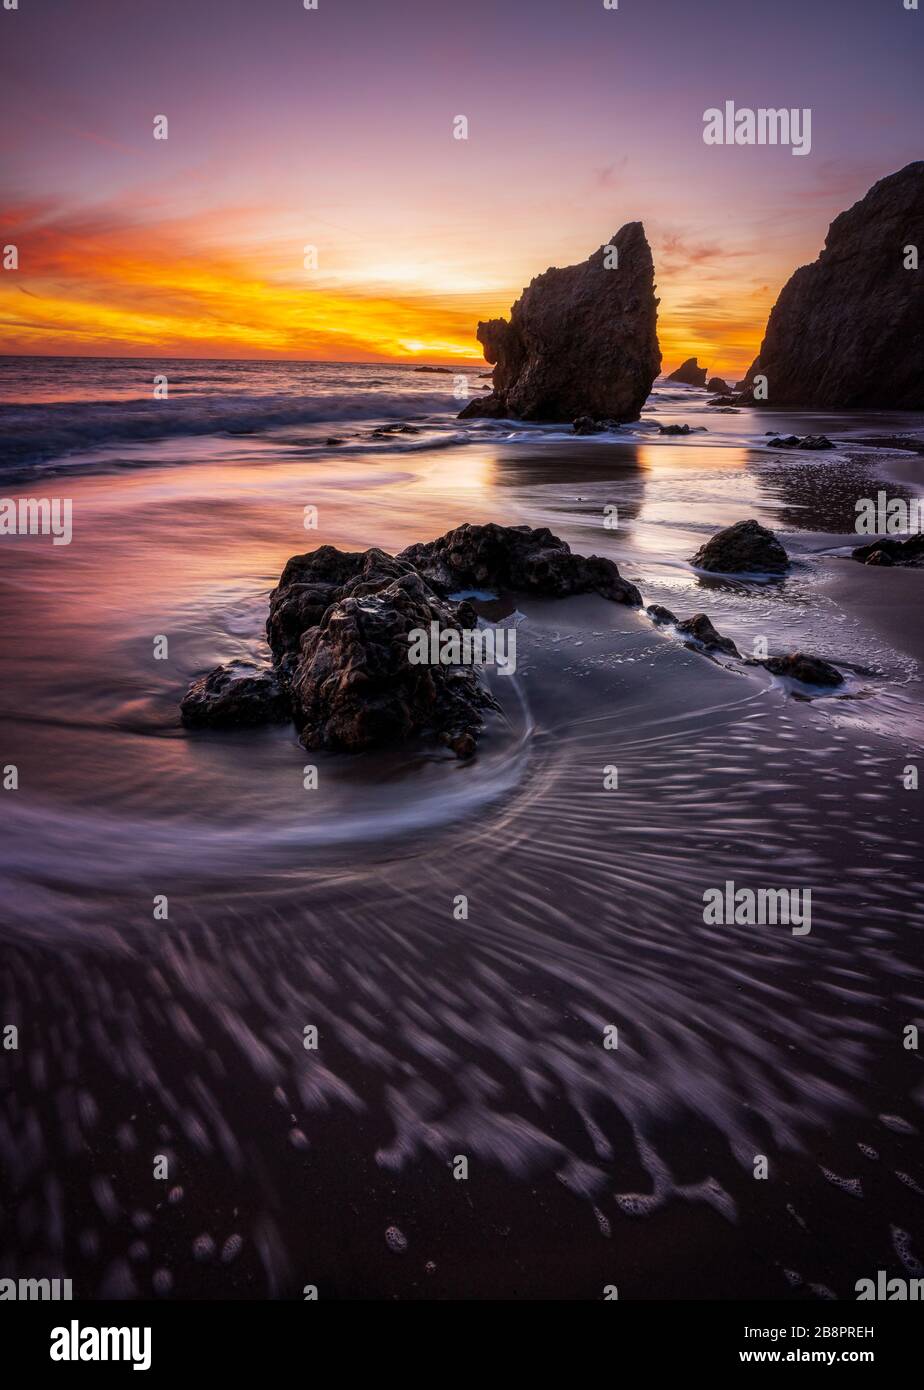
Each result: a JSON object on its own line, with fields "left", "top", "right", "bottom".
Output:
{"left": 766, "top": 434, "right": 834, "bottom": 451}
{"left": 690, "top": 519, "right": 790, "bottom": 574}
{"left": 675, "top": 613, "right": 740, "bottom": 657}
{"left": 666, "top": 357, "right": 708, "bottom": 387}
{"left": 183, "top": 523, "right": 642, "bottom": 757}
{"left": 706, "top": 376, "right": 730, "bottom": 394}
{"left": 181, "top": 662, "right": 290, "bottom": 728}
{"left": 852, "top": 533, "right": 924, "bottom": 567}
{"left": 741, "top": 162, "right": 924, "bottom": 408}
{"left": 646, "top": 605, "right": 738, "bottom": 654}
{"left": 290, "top": 572, "right": 497, "bottom": 758}
{"left": 646, "top": 604, "right": 678, "bottom": 626}
{"left": 658, "top": 423, "right": 698, "bottom": 435}
{"left": 645, "top": 603, "right": 842, "bottom": 681}
{"left": 399, "top": 523, "right": 642, "bottom": 606}
{"left": 573, "top": 415, "right": 621, "bottom": 434}
{"left": 458, "top": 222, "right": 660, "bottom": 423}
{"left": 267, "top": 545, "right": 417, "bottom": 660}
{"left": 763, "top": 653, "right": 844, "bottom": 687}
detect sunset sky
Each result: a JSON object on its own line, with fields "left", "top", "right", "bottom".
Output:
{"left": 1, "top": 0, "right": 921, "bottom": 379}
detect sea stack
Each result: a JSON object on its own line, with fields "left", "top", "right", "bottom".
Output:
{"left": 741, "top": 162, "right": 924, "bottom": 408}
{"left": 666, "top": 357, "right": 708, "bottom": 387}
{"left": 459, "top": 222, "right": 660, "bottom": 423}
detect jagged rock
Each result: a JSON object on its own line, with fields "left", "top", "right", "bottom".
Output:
{"left": 458, "top": 222, "right": 660, "bottom": 423}
{"left": 573, "top": 416, "right": 605, "bottom": 435}
{"left": 646, "top": 604, "right": 678, "bottom": 626}
{"left": 766, "top": 434, "right": 834, "bottom": 450}
{"left": 180, "top": 662, "right": 290, "bottom": 727}
{"left": 741, "top": 162, "right": 924, "bottom": 407}
{"left": 658, "top": 423, "right": 695, "bottom": 435}
{"left": 646, "top": 604, "right": 738, "bottom": 655}
{"left": 691, "top": 519, "right": 789, "bottom": 574}
{"left": 853, "top": 533, "right": 924, "bottom": 567}
{"left": 716, "top": 407, "right": 740, "bottom": 413}
{"left": 666, "top": 357, "right": 708, "bottom": 387}
{"left": 267, "top": 546, "right": 416, "bottom": 660}
{"left": 398, "top": 522, "right": 642, "bottom": 606}
{"left": 290, "top": 572, "right": 497, "bottom": 758}
{"left": 413, "top": 365, "right": 451, "bottom": 373}
{"left": 675, "top": 613, "right": 740, "bottom": 657}
{"left": 706, "top": 376, "right": 730, "bottom": 394}
{"left": 708, "top": 394, "right": 739, "bottom": 406}
{"left": 763, "top": 653, "right": 844, "bottom": 687}
{"left": 185, "top": 524, "right": 644, "bottom": 758}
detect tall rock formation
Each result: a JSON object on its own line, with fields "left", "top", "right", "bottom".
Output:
{"left": 459, "top": 222, "right": 661, "bottom": 423}
{"left": 666, "top": 357, "right": 708, "bottom": 387}
{"left": 742, "top": 162, "right": 924, "bottom": 408}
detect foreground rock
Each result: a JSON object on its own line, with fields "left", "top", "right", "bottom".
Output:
{"left": 645, "top": 605, "right": 839, "bottom": 682}
{"left": 706, "top": 376, "right": 730, "bottom": 394}
{"left": 763, "top": 653, "right": 844, "bottom": 687}
{"left": 184, "top": 523, "right": 642, "bottom": 757}
{"left": 852, "top": 534, "right": 924, "bottom": 567}
{"left": 291, "top": 573, "right": 497, "bottom": 758}
{"left": 666, "top": 357, "right": 708, "bottom": 388}
{"left": 180, "top": 662, "right": 290, "bottom": 727}
{"left": 675, "top": 613, "right": 740, "bottom": 656}
{"left": 458, "top": 222, "right": 660, "bottom": 423}
{"left": 740, "top": 162, "right": 924, "bottom": 408}
{"left": 690, "top": 519, "right": 790, "bottom": 574}
{"left": 400, "top": 523, "right": 643, "bottom": 606}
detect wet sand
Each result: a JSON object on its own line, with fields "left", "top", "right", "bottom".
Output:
{"left": 2, "top": 427, "right": 924, "bottom": 1299}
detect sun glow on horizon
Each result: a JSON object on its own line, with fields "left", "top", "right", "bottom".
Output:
{"left": 0, "top": 196, "right": 775, "bottom": 378}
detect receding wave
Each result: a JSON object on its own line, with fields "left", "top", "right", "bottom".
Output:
{"left": 0, "top": 389, "right": 458, "bottom": 471}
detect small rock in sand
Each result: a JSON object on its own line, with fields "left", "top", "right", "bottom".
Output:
{"left": 690, "top": 519, "right": 790, "bottom": 575}
{"left": 763, "top": 653, "right": 844, "bottom": 687}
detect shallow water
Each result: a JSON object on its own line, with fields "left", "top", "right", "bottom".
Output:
{"left": 1, "top": 364, "right": 923, "bottom": 1298}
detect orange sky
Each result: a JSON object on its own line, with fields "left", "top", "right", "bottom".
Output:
{"left": 0, "top": 197, "right": 779, "bottom": 380}
{"left": 3, "top": 0, "right": 919, "bottom": 383}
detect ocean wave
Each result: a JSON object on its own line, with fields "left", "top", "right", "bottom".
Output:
{"left": 0, "top": 389, "right": 459, "bottom": 470}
